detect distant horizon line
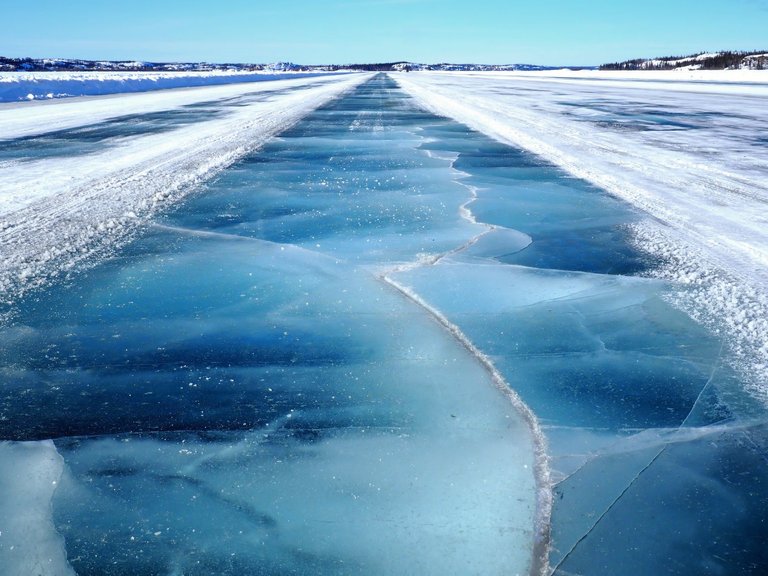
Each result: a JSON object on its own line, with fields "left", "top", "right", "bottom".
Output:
{"left": 3, "top": 49, "right": 766, "bottom": 71}
{"left": 1, "top": 55, "right": 596, "bottom": 67}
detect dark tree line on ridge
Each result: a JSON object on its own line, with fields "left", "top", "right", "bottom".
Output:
{"left": 601, "top": 50, "right": 767, "bottom": 71}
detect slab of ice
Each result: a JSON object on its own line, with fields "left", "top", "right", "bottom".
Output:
{"left": 0, "top": 441, "right": 75, "bottom": 575}
{"left": 552, "top": 422, "right": 768, "bottom": 575}
{"left": 455, "top": 227, "right": 533, "bottom": 262}
{"left": 1, "top": 228, "right": 539, "bottom": 574}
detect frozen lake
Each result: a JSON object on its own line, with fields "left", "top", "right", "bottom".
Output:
{"left": 1, "top": 75, "right": 542, "bottom": 575}
{"left": 1, "top": 73, "right": 767, "bottom": 575}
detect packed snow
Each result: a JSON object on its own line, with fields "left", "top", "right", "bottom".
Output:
{"left": 394, "top": 69, "right": 768, "bottom": 401}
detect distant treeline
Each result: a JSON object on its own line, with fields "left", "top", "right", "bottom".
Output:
{"left": 0, "top": 57, "right": 583, "bottom": 74}
{"left": 0, "top": 57, "right": 335, "bottom": 73}
{"left": 0, "top": 58, "right": 407, "bottom": 73}
{"left": 0, "top": 56, "right": 274, "bottom": 72}
{"left": 322, "top": 62, "right": 405, "bottom": 71}
{"left": 601, "top": 50, "right": 767, "bottom": 71}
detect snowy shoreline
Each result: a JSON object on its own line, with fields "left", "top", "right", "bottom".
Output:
{"left": 0, "top": 70, "right": 345, "bottom": 103}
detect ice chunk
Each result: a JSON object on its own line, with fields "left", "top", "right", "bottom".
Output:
{"left": 449, "top": 227, "right": 533, "bottom": 262}
{"left": 0, "top": 441, "right": 75, "bottom": 575}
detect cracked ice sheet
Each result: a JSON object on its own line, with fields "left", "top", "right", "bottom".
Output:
{"left": 1, "top": 228, "right": 540, "bottom": 575}
{"left": 392, "top": 70, "right": 768, "bottom": 399}
{"left": 390, "top": 261, "right": 724, "bottom": 429}
{"left": 0, "top": 73, "right": 372, "bottom": 304}
{"left": 552, "top": 422, "right": 768, "bottom": 575}
{"left": 389, "top": 257, "right": 764, "bottom": 569}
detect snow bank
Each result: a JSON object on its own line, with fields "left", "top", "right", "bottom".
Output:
{"left": 0, "top": 70, "right": 339, "bottom": 103}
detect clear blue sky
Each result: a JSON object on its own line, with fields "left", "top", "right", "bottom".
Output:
{"left": 3, "top": 0, "right": 766, "bottom": 66}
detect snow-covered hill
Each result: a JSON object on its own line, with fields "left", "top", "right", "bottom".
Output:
{"left": 602, "top": 50, "right": 768, "bottom": 70}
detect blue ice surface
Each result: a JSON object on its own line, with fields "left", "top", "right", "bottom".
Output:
{"left": 0, "top": 75, "right": 538, "bottom": 575}
{"left": 389, "top": 97, "right": 768, "bottom": 574}
{"left": 0, "top": 73, "right": 766, "bottom": 575}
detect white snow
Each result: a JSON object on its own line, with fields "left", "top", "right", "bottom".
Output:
{"left": 392, "top": 69, "right": 768, "bottom": 400}
{"left": 0, "top": 75, "right": 351, "bottom": 140}
{"left": 0, "top": 73, "right": 372, "bottom": 302}
{"left": 645, "top": 52, "right": 725, "bottom": 69}
{"left": 0, "top": 70, "right": 339, "bottom": 102}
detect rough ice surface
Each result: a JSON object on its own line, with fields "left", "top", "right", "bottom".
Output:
{"left": 0, "top": 76, "right": 541, "bottom": 575}
{"left": 0, "top": 74, "right": 369, "bottom": 306}
{"left": 1, "top": 71, "right": 767, "bottom": 576}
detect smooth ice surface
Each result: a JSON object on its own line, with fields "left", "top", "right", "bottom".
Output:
{"left": 0, "top": 76, "right": 541, "bottom": 575}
